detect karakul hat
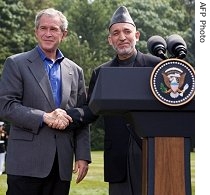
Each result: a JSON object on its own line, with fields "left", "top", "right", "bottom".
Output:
{"left": 109, "top": 6, "right": 135, "bottom": 29}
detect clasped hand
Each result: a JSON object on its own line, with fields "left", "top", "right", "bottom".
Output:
{"left": 43, "top": 108, "right": 73, "bottom": 130}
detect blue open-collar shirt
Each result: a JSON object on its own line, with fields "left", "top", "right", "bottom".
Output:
{"left": 36, "top": 45, "right": 64, "bottom": 108}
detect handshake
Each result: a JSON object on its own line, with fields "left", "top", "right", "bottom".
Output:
{"left": 43, "top": 108, "right": 73, "bottom": 130}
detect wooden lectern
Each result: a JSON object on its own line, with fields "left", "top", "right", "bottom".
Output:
{"left": 89, "top": 67, "right": 194, "bottom": 195}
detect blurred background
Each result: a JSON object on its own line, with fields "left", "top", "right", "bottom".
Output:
{"left": 0, "top": 0, "right": 195, "bottom": 150}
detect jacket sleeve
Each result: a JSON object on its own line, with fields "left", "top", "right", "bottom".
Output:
{"left": 67, "top": 68, "right": 99, "bottom": 129}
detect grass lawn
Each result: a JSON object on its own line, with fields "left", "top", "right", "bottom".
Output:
{"left": 0, "top": 151, "right": 195, "bottom": 195}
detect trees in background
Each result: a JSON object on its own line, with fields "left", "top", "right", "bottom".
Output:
{"left": 0, "top": 0, "right": 194, "bottom": 79}
{"left": 0, "top": 0, "right": 195, "bottom": 149}
{"left": 0, "top": 0, "right": 53, "bottom": 74}
{"left": 0, "top": 0, "right": 32, "bottom": 71}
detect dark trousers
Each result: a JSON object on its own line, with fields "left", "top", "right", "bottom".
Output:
{"left": 6, "top": 154, "right": 70, "bottom": 195}
{"left": 109, "top": 136, "right": 142, "bottom": 195}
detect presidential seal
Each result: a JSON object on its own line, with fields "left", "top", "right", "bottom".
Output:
{"left": 150, "top": 58, "right": 195, "bottom": 106}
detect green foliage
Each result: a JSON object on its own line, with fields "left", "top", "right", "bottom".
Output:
{"left": 0, "top": 0, "right": 56, "bottom": 69}
{"left": 59, "top": 31, "right": 98, "bottom": 83}
{"left": 90, "top": 117, "right": 105, "bottom": 151}
{"left": 0, "top": 0, "right": 34, "bottom": 65}
{"left": 160, "top": 82, "right": 167, "bottom": 93}
{"left": 0, "top": 0, "right": 195, "bottom": 75}
{"left": 58, "top": 0, "right": 115, "bottom": 82}
{"left": 124, "top": 0, "right": 194, "bottom": 65}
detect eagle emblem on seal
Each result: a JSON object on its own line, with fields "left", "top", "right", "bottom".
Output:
{"left": 161, "top": 67, "right": 189, "bottom": 98}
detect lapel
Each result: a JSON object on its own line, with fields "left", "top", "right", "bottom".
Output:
{"left": 134, "top": 50, "right": 145, "bottom": 67}
{"left": 60, "top": 58, "right": 73, "bottom": 108}
{"left": 26, "top": 48, "right": 55, "bottom": 109}
{"left": 26, "top": 48, "right": 74, "bottom": 109}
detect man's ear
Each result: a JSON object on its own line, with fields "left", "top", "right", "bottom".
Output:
{"left": 34, "top": 28, "right": 38, "bottom": 40}
{"left": 135, "top": 31, "right": 140, "bottom": 41}
{"left": 62, "top": 30, "right": 68, "bottom": 40}
{"left": 108, "top": 35, "right": 113, "bottom": 45}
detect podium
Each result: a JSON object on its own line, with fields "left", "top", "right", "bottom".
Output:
{"left": 89, "top": 67, "right": 194, "bottom": 195}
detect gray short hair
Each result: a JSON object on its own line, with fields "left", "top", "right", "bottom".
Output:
{"left": 35, "top": 8, "right": 68, "bottom": 32}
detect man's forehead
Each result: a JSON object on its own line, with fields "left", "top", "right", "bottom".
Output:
{"left": 110, "top": 23, "right": 135, "bottom": 31}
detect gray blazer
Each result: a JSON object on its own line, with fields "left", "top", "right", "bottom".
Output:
{"left": 0, "top": 47, "right": 91, "bottom": 181}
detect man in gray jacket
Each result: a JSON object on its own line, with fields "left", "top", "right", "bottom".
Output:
{"left": 0, "top": 8, "right": 91, "bottom": 195}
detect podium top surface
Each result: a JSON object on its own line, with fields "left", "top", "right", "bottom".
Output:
{"left": 89, "top": 67, "right": 194, "bottom": 115}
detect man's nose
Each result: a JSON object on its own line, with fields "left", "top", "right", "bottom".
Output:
{"left": 119, "top": 32, "right": 126, "bottom": 40}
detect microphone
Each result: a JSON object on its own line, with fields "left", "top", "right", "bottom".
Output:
{"left": 166, "top": 34, "right": 187, "bottom": 59}
{"left": 147, "top": 35, "right": 167, "bottom": 60}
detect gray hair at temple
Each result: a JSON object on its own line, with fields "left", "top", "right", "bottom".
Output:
{"left": 35, "top": 8, "right": 68, "bottom": 32}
